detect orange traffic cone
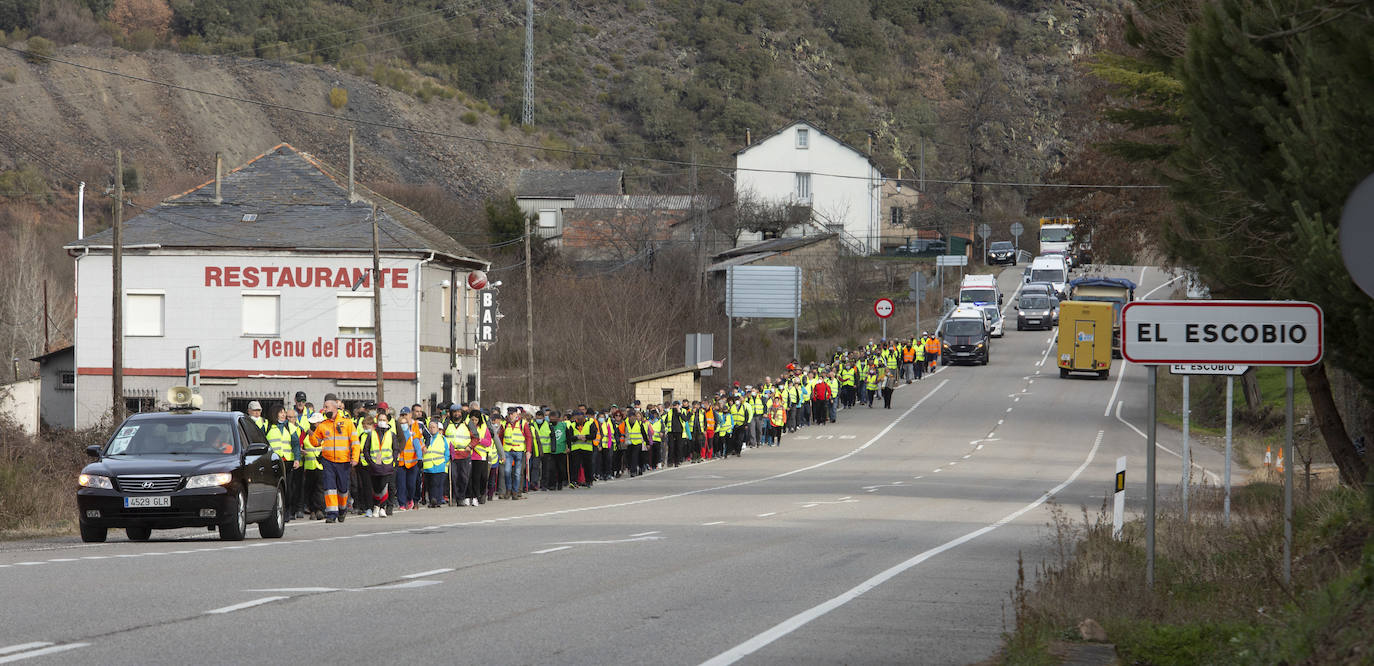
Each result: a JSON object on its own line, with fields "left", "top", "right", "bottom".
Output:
{"left": 1264, "top": 446, "right": 1272, "bottom": 468}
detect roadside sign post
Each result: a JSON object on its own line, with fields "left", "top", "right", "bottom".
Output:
{"left": 185, "top": 346, "right": 201, "bottom": 395}
{"left": 1125, "top": 301, "right": 1322, "bottom": 588}
{"left": 1010, "top": 222, "right": 1024, "bottom": 252}
{"left": 977, "top": 223, "right": 991, "bottom": 265}
{"left": 1182, "top": 375, "right": 1190, "bottom": 518}
{"left": 908, "top": 272, "right": 925, "bottom": 335}
{"left": 1113, "top": 455, "right": 1126, "bottom": 540}
{"left": 1171, "top": 363, "right": 1248, "bottom": 525}
{"left": 874, "top": 298, "right": 894, "bottom": 339}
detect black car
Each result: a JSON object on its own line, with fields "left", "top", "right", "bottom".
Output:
{"left": 77, "top": 411, "right": 287, "bottom": 543}
{"left": 941, "top": 316, "right": 991, "bottom": 365}
{"left": 986, "top": 240, "right": 1017, "bottom": 265}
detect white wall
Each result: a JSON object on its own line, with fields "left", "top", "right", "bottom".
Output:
{"left": 0, "top": 379, "right": 40, "bottom": 435}
{"left": 735, "top": 123, "right": 882, "bottom": 253}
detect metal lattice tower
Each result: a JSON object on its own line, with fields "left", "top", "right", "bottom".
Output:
{"left": 522, "top": 0, "right": 534, "bottom": 126}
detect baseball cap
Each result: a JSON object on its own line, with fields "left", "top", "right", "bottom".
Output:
{"left": 294, "top": 391, "right": 306, "bottom": 402}
{"left": 377, "top": 401, "right": 390, "bottom": 411}
{"left": 323, "top": 392, "right": 339, "bottom": 403}
{"left": 449, "top": 403, "right": 463, "bottom": 412}
{"left": 400, "top": 406, "right": 411, "bottom": 414}
{"left": 247, "top": 401, "right": 262, "bottom": 411}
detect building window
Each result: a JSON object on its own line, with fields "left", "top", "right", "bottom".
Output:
{"left": 241, "top": 292, "right": 280, "bottom": 336}
{"left": 337, "top": 294, "right": 374, "bottom": 337}
{"left": 538, "top": 209, "right": 558, "bottom": 228}
{"left": 795, "top": 172, "right": 811, "bottom": 202}
{"left": 891, "top": 206, "right": 904, "bottom": 227}
{"left": 440, "top": 284, "right": 450, "bottom": 321}
{"left": 59, "top": 371, "right": 75, "bottom": 388}
{"left": 796, "top": 128, "right": 809, "bottom": 149}
{"left": 125, "top": 291, "right": 164, "bottom": 337}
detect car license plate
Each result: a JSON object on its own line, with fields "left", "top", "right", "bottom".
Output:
{"left": 124, "top": 496, "right": 171, "bottom": 508}
{"left": 956, "top": 352, "right": 971, "bottom": 357}
{"left": 1027, "top": 319, "right": 1040, "bottom": 324}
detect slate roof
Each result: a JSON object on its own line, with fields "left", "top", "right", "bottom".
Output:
{"left": 66, "top": 144, "right": 486, "bottom": 267}
{"left": 573, "top": 194, "right": 719, "bottom": 210}
{"left": 712, "top": 234, "right": 837, "bottom": 260}
{"left": 628, "top": 360, "right": 722, "bottom": 384}
{"left": 515, "top": 169, "right": 624, "bottom": 198}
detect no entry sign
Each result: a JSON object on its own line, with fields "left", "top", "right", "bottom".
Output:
{"left": 1121, "top": 301, "right": 1322, "bottom": 365}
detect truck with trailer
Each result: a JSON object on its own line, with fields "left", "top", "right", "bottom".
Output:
{"left": 1056, "top": 301, "right": 1113, "bottom": 379}
{"left": 1067, "top": 276, "right": 1136, "bottom": 358}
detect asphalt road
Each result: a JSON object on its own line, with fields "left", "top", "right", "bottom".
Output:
{"left": 0, "top": 264, "right": 1235, "bottom": 665}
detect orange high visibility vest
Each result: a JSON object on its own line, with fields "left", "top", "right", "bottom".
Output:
{"left": 926, "top": 337, "right": 940, "bottom": 354}
{"left": 310, "top": 415, "right": 358, "bottom": 464}
{"left": 902, "top": 347, "right": 915, "bottom": 362}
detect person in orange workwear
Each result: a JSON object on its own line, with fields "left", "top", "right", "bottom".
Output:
{"left": 308, "top": 393, "right": 360, "bottom": 523}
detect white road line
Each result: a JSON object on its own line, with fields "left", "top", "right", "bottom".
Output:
{"left": 552, "top": 536, "right": 664, "bottom": 545}
{"left": 1104, "top": 360, "right": 1128, "bottom": 416}
{"left": 976, "top": 444, "right": 985, "bottom": 450}
{"left": 532, "top": 546, "right": 572, "bottom": 554}
{"left": 802, "top": 504, "right": 818, "bottom": 508}
{"left": 757, "top": 512, "right": 777, "bottom": 518}
{"left": 0, "top": 643, "right": 89, "bottom": 664}
{"left": 204, "top": 596, "right": 288, "bottom": 615}
{"left": 701, "top": 430, "right": 1106, "bottom": 666}
{"left": 913, "top": 476, "right": 924, "bottom": 480}
{"left": 245, "top": 587, "right": 339, "bottom": 593}
{"left": 998, "top": 419, "right": 1004, "bottom": 425}
{"left": 400, "top": 568, "right": 453, "bottom": 579}
{"left": 1141, "top": 273, "right": 1183, "bottom": 299}
{"left": 630, "top": 531, "right": 661, "bottom": 537}
{"left": 963, "top": 454, "right": 972, "bottom": 459}
{"left": 366, "top": 580, "right": 442, "bottom": 590}
{"left": 1114, "top": 401, "right": 1222, "bottom": 483}
{"left": 837, "top": 496, "right": 852, "bottom": 501}
{"left": 701, "top": 521, "right": 725, "bottom": 526}
{"left": 932, "top": 469, "right": 942, "bottom": 473}
{"left": 0, "top": 644, "right": 50, "bottom": 657}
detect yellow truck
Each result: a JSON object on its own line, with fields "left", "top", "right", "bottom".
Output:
{"left": 1057, "top": 301, "right": 1113, "bottom": 379}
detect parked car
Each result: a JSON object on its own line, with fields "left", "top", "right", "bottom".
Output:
{"left": 986, "top": 240, "right": 1016, "bottom": 265}
{"left": 77, "top": 411, "right": 288, "bottom": 543}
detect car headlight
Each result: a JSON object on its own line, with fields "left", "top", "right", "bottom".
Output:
{"left": 942, "top": 344, "right": 951, "bottom": 351}
{"left": 186, "top": 472, "right": 234, "bottom": 489}
{"left": 976, "top": 342, "right": 985, "bottom": 348}
{"left": 78, "top": 474, "right": 113, "bottom": 489}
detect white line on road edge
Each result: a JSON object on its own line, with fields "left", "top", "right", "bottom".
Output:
{"left": 204, "top": 596, "right": 288, "bottom": 615}
{"left": 532, "top": 546, "right": 572, "bottom": 554}
{"left": 1115, "top": 401, "right": 1221, "bottom": 484}
{"left": 400, "top": 568, "right": 454, "bottom": 579}
{"left": 630, "top": 531, "right": 661, "bottom": 537}
{"left": 0, "top": 645, "right": 49, "bottom": 657}
{"left": 701, "top": 521, "right": 725, "bottom": 526}
{"left": 1141, "top": 273, "right": 1182, "bottom": 300}
{"left": 0, "top": 643, "right": 89, "bottom": 664}
{"left": 701, "top": 430, "right": 1105, "bottom": 666}
{"left": 757, "top": 513, "right": 777, "bottom": 518}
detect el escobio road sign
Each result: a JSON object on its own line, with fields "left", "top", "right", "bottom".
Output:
{"left": 873, "top": 298, "right": 894, "bottom": 319}
{"left": 1121, "top": 301, "right": 1323, "bottom": 365}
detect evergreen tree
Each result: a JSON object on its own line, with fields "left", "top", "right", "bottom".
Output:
{"left": 1167, "top": 0, "right": 1372, "bottom": 483}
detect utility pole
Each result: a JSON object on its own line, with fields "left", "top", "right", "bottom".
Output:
{"left": 522, "top": 0, "right": 534, "bottom": 126}
{"left": 690, "top": 144, "right": 703, "bottom": 315}
{"left": 43, "top": 279, "right": 49, "bottom": 353}
{"left": 919, "top": 137, "right": 925, "bottom": 192}
{"left": 371, "top": 204, "right": 385, "bottom": 405}
{"left": 524, "top": 216, "right": 535, "bottom": 403}
{"left": 112, "top": 150, "right": 124, "bottom": 421}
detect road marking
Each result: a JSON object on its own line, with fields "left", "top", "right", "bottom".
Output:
{"left": 245, "top": 587, "right": 338, "bottom": 593}
{"left": 948, "top": 461, "right": 958, "bottom": 466}
{"left": 366, "top": 580, "right": 441, "bottom": 590}
{"left": 802, "top": 503, "right": 818, "bottom": 508}
{"left": 837, "top": 496, "right": 852, "bottom": 501}
{"left": 14, "top": 562, "right": 43, "bottom": 567}
{"left": 0, "top": 645, "right": 50, "bottom": 657}
{"left": 977, "top": 444, "right": 984, "bottom": 450}
{"left": 838, "top": 435, "right": 856, "bottom": 439}
{"left": 701, "top": 430, "right": 1105, "bottom": 666}
{"left": 998, "top": 419, "right": 1004, "bottom": 425}
{"left": 552, "top": 536, "right": 664, "bottom": 545}
{"left": 630, "top": 531, "right": 661, "bottom": 537}
{"left": 400, "top": 568, "right": 453, "bottom": 579}
{"left": 757, "top": 512, "right": 777, "bottom": 518}
{"left": 932, "top": 469, "right": 942, "bottom": 473}
{"left": 532, "top": 546, "right": 572, "bottom": 554}
{"left": 1141, "top": 273, "right": 1182, "bottom": 299}
{"left": 46, "top": 558, "right": 76, "bottom": 563}
{"left": 912, "top": 476, "right": 924, "bottom": 480}
{"left": 204, "top": 596, "right": 288, "bottom": 615}
{"left": 987, "top": 432, "right": 996, "bottom": 438}
{"left": 79, "top": 556, "right": 107, "bottom": 560}
{"left": 701, "top": 521, "right": 725, "bottom": 526}
{"left": 963, "top": 454, "right": 972, "bottom": 459}
{"left": 0, "top": 643, "right": 89, "bottom": 664}
{"left": 1114, "top": 401, "right": 1222, "bottom": 484}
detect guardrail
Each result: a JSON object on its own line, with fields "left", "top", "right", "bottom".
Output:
{"left": 1016, "top": 249, "right": 1033, "bottom": 264}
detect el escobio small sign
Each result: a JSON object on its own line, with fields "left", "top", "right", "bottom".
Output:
{"left": 1121, "top": 301, "right": 1323, "bottom": 366}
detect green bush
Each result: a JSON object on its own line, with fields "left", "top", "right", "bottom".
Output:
{"left": 460, "top": 111, "right": 479, "bottom": 125}
{"left": 127, "top": 28, "right": 156, "bottom": 51}
{"left": 328, "top": 86, "right": 347, "bottom": 109}
{"left": 24, "top": 36, "right": 54, "bottom": 63}
{"left": 1, "top": 68, "right": 16, "bottom": 83}
{"left": 0, "top": 164, "right": 50, "bottom": 201}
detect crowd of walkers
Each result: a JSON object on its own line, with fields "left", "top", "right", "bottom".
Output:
{"left": 249, "top": 334, "right": 941, "bottom": 523}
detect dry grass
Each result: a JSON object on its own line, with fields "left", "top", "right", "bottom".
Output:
{"left": 0, "top": 414, "right": 114, "bottom": 538}
{"left": 1003, "top": 480, "right": 1373, "bottom": 664}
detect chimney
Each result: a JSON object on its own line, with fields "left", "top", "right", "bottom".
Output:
{"left": 896, "top": 167, "right": 903, "bottom": 193}
{"left": 213, "top": 152, "right": 222, "bottom": 205}
{"left": 348, "top": 128, "right": 355, "bottom": 202}
{"left": 745, "top": 128, "right": 751, "bottom": 146}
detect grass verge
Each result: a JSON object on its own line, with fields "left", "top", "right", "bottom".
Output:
{"left": 999, "top": 482, "right": 1373, "bottom": 664}
{"left": 0, "top": 414, "right": 114, "bottom": 539}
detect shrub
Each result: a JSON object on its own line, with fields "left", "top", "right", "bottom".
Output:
{"left": 24, "top": 36, "right": 55, "bottom": 63}
{"left": 33, "top": 0, "right": 105, "bottom": 45}
{"left": 328, "top": 86, "right": 348, "bottom": 109}
{"left": 460, "top": 111, "right": 479, "bottom": 125}
{"left": 126, "top": 27, "right": 155, "bottom": 50}
{"left": 0, "top": 165, "right": 51, "bottom": 201}
{"left": 108, "top": 0, "right": 172, "bottom": 39}
{"left": 1, "top": 68, "right": 16, "bottom": 83}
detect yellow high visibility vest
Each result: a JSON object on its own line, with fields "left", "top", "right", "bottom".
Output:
{"left": 570, "top": 421, "right": 596, "bottom": 452}
{"left": 503, "top": 424, "right": 527, "bottom": 452}
{"left": 423, "top": 434, "right": 447, "bottom": 471}
{"left": 626, "top": 421, "right": 647, "bottom": 447}
{"left": 265, "top": 422, "right": 297, "bottom": 462}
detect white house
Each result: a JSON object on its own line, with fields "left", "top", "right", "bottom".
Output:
{"left": 733, "top": 121, "right": 883, "bottom": 254}
{"left": 66, "top": 144, "right": 488, "bottom": 428}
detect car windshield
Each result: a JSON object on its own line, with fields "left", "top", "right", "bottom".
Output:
{"left": 1039, "top": 228, "right": 1073, "bottom": 243}
{"left": 1031, "top": 269, "right": 1064, "bottom": 283}
{"left": 945, "top": 319, "right": 985, "bottom": 337}
{"left": 105, "top": 417, "right": 238, "bottom": 456}
{"left": 1020, "top": 296, "right": 1051, "bottom": 310}
{"left": 960, "top": 288, "right": 997, "bottom": 304}
{"left": 990, "top": 241, "right": 1013, "bottom": 251}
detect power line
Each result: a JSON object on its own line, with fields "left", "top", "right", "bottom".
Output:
{"left": 0, "top": 44, "right": 1167, "bottom": 191}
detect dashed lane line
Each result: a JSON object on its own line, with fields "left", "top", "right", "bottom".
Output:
{"left": 0, "top": 643, "right": 90, "bottom": 664}
{"left": 204, "top": 596, "right": 288, "bottom": 615}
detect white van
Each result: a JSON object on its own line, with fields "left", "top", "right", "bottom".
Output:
{"left": 958, "top": 274, "right": 1001, "bottom": 306}
{"left": 1027, "top": 256, "right": 1068, "bottom": 299}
